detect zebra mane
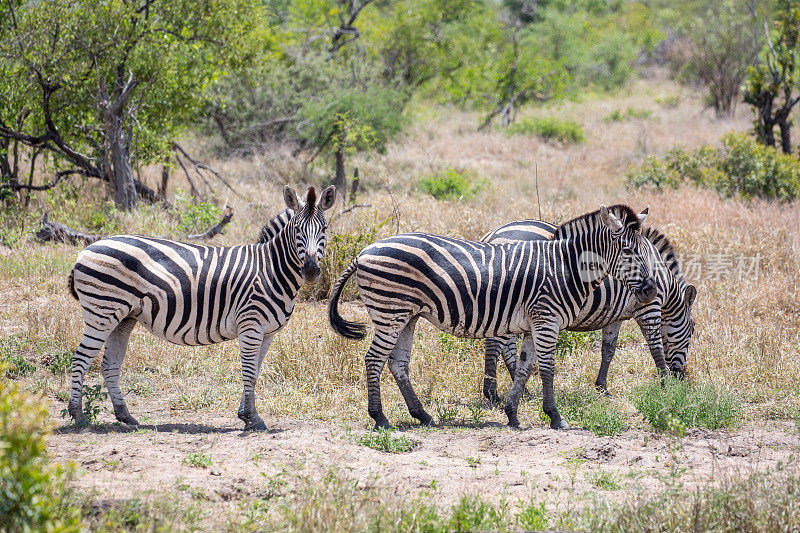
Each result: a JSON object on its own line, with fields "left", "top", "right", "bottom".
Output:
{"left": 256, "top": 208, "right": 294, "bottom": 244}
{"left": 554, "top": 204, "right": 642, "bottom": 238}
{"left": 642, "top": 226, "right": 686, "bottom": 284}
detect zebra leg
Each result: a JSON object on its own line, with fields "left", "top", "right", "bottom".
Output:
{"left": 365, "top": 326, "right": 402, "bottom": 430}
{"left": 68, "top": 324, "right": 118, "bottom": 426}
{"left": 535, "top": 326, "right": 569, "bottom": 430}
{"left": 503, "top": 333, "right": 538, "bottom": 429}
{"left": 595, "top": 322, "right": 622, "bottom": 394}
{"left": 101, "top": 317, "right": 138, "bottom": 425}
{"left": 388, "top": 319, "right": 434, "bottom": 426}
{"left": 483, "top": 337, "right": 505, "bottom": 406}
{"left": 500, "top": 335, "right": 535, "bottom": 401}
{"left": 237, "top": 329, "right": 271, "bottom": 431}
{"left": 635, "top": 311, "right": 669, "bottom": 378}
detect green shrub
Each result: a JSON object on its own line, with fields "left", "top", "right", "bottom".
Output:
{"left": 60, "top": 384, "right": 107, "bottom": 426}
{"left": 555, "top": 330, "right": 600, "bottom": 360}
{"left": 357, "top": 429, "right": 417, "bottom": 453}
{"left": 631, "top": 377, "right": 741, "bottom": 434}
{"left": 551, "top": 387, "right": 627, "bottom": 436}
{"left": 170, "top": 190, "right": 221, "bottom": 233}
{"left": 656, "top": 94, "right": 680, "bottom": 108}
{"left": 516, "top": 500, "right": 550, "bottom": 530}
{"left": 417, "top": 168, "right": 484, "bottom": 201}
{"left": 604, "top": 108, "right": 652, "bottom": 122}
{"left": 1, "top": 353, "right": 36, "bottom": 379}
{"left": 183, "top": 451, "right": 213, "bottom": 468}
{"left": 0, "top": 371, "right": 81, "bottom": 532}
{"left": 627, "top": 133, "right": 800, "bottom": 202}
{"left": 506, "top": 117, "right": 585, "bottom": 144}
{"left": 449, "top": 495, "right": 511, "bottom": 532}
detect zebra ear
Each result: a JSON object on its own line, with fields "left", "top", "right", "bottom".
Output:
{"left": 318, "top": 185, "right": 336, "bottom": 211}
{"left": 599, "top": 205, "right": 623, "bottom": 232}
{"left": 684, "top": 284, "right": 697, "bottom": 308}
{"left": 638, "top": 206, "right": 649, "bottom": 225}
{"left": 283, "top": 185, "right": 301, "bottom": 212}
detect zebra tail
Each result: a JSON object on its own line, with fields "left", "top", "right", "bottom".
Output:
{"left": 328, "top": 259, "right": 367, "bottom": 340}
{"left": 67, "top": 268, "right": 79, "bottom": 300}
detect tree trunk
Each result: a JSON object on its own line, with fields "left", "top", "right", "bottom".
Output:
{"left": 333, "top": 127, "right": 346, "bottom": 195}
{"left": 780, "top": 120, "right": 792, "bottom": 154}
{"left": 106, "top": 116, "right": 137, "bottom": 210}
{"left": 763, "top": 121, "right": 776, "bottom": 148}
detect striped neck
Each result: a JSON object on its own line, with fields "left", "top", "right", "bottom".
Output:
{"left": 265, "top": 216, "right": 305, "bottom": 294}
{"left": 559, "top": 223, "right": 615, "bottom": 300}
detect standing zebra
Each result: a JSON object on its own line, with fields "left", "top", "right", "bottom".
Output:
{"left": 328, "top": 205, "right": 658, "bottom": 430}
{"left": 480, "top": 219, "right": 697, "bottom": 404}
{"left": 67, "top": 185, "right": 335, "bottom": 429}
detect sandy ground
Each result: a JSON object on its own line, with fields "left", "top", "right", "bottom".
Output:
{"left": 47, "top": 396, "right": 800, "bottom": 527}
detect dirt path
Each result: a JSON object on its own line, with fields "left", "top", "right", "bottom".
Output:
{"left": 48, "top": 399, "right": 800, "bottom": 526}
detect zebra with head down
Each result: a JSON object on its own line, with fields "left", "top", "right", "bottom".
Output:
{"left": 480, "top": 217, "right": 697, "bottom": 404}
{"left": 67, "top": 185, "right": 335, "bottom": 430}
{"left": 328, "top": 205, "right": 659, "bottom": 430}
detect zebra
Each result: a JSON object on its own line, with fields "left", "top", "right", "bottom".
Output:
{"left": 327, "top": 205, "right": 658, "bottom": 430}
{"left": 480, "top": 218, "right": 697, "bottom": 405}
{"left": 66, "top": 185, "right": 336, "bottom": 430}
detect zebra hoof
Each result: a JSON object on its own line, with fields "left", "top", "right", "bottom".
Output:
{"left": 113, "top": 405, "right": 139, "bottom": 426}
{"left": 68, "top": 404, "right": 88, "bottom": 427}
{"left": 244, "top": 418, "right": 268, "bottom": 431}
{"left": 418, "top": 416, "right": 436, "bottom": 428}
{"left": 550, "top": 419, "right": 570, "bottom": 430}
{"left": 373, "top": 420, "right": 393, "bottom": 431}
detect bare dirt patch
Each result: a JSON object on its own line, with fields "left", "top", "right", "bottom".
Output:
{"left": 47, "top": 399, "right": 799, "bottom": 528}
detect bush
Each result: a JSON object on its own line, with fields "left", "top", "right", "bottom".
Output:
{"left": 631, "top": 377, "right": 741, "bottom": 434}
{"left": 626, "top": 133, "right": 800, "bottom": 202}
{"left": 170, "top": 190, "right": 221, "bottom": 233}
{"left": 550, "top": 387, "right": 627, "bottom": 436}
{"left": 603, "top": 108, "right": 652, "bottom": 122}
{"left": 506, "top": 117, "right": 585, "bottom": 144}
{"left": 0, "top": 370, "right": 80, "bottom": 531}
{"left": 417, "top": 168, "right": 484, "bottom": 201}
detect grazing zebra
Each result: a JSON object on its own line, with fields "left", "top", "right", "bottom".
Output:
{"left": 480, "top": 218, "right": 697, "bottom": 404}
{"left": 67, "top": 185, "right": 336, "bottom": 429}
{"left": 328, "top": 205, "right": 658, "bottom": 430}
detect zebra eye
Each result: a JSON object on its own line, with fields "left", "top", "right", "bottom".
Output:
{"left": 622, "top": 246, "right": 633, "bottom": 254}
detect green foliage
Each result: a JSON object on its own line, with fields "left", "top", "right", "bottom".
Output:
{"left": 587, "top": 470, "right": 622, "bottom": 491}
{"left": 59, "top": 384, "right": 108, "bottom": 426}
{"left": 0, "top": 372, "right": 81, "bottom": 532}
{"left": 516, "top": 500, "right": 550, "bottom": 530}
{"left": 183, "top": 451, "right": 213, "bottom": 468}
{"left": 1, "top": 351, "right": 36, "bottom": 379}
{"left": 506, "top": 117, "right": 585, "bottom": 144}
{"left": 604, "top": 108, "right": 653, "bottom": 122}
{"left": 550, "top": 387, "right": 627, "bottom": 436}
{"left": 555, "top": 330, "right": 600, "bottom": 360}
{"left": 46, "top": 351, "right": 72, "bottom": 377}
{"left": 655, "top": 94, "right": 680, "bottom": 108}
{"left": 357, "top": 429, "right": 417, "bottom": 454}
{"left": 170, "top": 190, "right": 222, "bottom": 234}
{"left": 449, "top": 495, "right": 511, "bottom": 532}
{"left": 627, "top": 133, "right": 800, "bottom": 201}
{"left": 631, "top": 377, "right": 741, "bottom": 434}
{"left": 86, "top": 494, "right": 202, "bottom": 532}
{"left": 417, "top": 168, "right": 485, "bottom": 201}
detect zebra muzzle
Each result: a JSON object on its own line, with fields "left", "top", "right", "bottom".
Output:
{"left": 301, "top": 256, "right": 321, "bottom": 283}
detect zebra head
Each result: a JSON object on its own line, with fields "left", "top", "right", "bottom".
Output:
{"left": 283, "top": 185, "right": 337, "bottom": 284}
{"left": 599, "top": 205, "right": 658, "bottom": 304}
{"left": 662, "top": 284, "right": 697, "bottom": 377}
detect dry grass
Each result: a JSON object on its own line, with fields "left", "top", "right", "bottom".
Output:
{"left": 1, "top": 72, "right": 799, "bottom": 433}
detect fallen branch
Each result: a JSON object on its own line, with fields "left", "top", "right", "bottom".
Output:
{"left": 186, "top": 207, "right": 234, "bottom": 240}
{"left": 35, "top": 213, "right": 100, "bottom": 246}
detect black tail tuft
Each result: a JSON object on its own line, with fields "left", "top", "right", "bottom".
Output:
{"left": 328, "top": 260, "right": 367, "bottom": 340}
{"left": 67, "top": 269, "right": 79, "bottom": 300}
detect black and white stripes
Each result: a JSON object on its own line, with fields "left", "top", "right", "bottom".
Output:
{"left": 67, "top": 185, "right": 335, "bottom": 429}
{"left": 328, "top": 205, "right": 658, "bottom": 430}
{"left": 480, "top": 218, "right": 697, "bottom": 403}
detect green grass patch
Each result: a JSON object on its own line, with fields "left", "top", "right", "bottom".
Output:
{"left": 183, "top": 451, "right": 213, "bottom": 469}
{"left": 547, "top": 387, "right": 627, "bottom": 436}
{"left": 631, "top": 377, "right": 741, "bottom": 434}
{"left": 506, "top": 117, "right": 585, "bottom": 144}
{"left": 587, "top": 470, "right": 622, "bottom": 491}
{"left": 603, "top": 108, "right": 652, "bottom": 122}
{"left": 357, "top": 429, "right": 417, "bottom": 453}
{"left": 417, "top": 167, "right": 484, "bottom": 201}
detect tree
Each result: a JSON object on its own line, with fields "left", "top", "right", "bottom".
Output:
{"left": 674, "top": 0, "right": 756, "bottom": 118}
{"left": 744, "top": 0, "right": 800, "bottom": 154}
{"left": 0, "top": 0, "right": 251, "bottom": 209}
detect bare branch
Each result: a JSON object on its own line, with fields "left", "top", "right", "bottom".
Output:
{"left": 186, "top": 207, "right": 234, "bottom": 240}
